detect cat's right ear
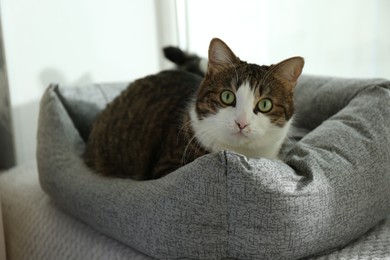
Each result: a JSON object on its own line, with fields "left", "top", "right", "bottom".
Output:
{"left": 273, "top": 56, "right": 305, "bottom": 88}
{"left": 207, "top": 38, "right": 239, "bottom": 74}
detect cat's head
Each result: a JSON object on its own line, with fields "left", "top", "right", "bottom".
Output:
{"left": 190, "top": 38, "right": 304, "bottom": 159}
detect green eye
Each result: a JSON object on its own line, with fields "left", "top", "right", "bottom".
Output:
{"left": 257, "top": 98, "right": 273, "bottom": 113}
{"left": 220, "top": 90, "right": 235, "bottom": 105}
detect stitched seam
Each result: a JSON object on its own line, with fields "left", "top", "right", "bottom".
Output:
{"left": 223, "top": 150, "right": 230, "bottom": 258}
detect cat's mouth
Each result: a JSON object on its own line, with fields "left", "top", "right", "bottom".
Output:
{"left": 231, "top": 131, "right": 250, "bottom": 138}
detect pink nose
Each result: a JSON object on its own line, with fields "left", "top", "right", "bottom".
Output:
{"left": 235, "top": 120, "right": 249, "bottom": 130}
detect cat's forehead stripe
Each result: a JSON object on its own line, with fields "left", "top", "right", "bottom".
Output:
{"left": 236, "top": 80, "right": 260, "bottom": 96}
{"left": 235, "top": 82, "right": 255, "bottom": 109}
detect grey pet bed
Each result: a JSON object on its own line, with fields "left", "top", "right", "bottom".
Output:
{"left": 37, "top": 72, "right": 390, "bottom": 259}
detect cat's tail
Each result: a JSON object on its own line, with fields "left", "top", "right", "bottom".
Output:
{"left": 163, "top": 46, "right": 207, "bottom": 77}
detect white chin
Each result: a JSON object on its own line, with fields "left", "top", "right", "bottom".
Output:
{"left": 216, "top": 132, "right": 254, "bottom": 149}
{"left": 230, "top": 133, "right": 252, "bottom": 144}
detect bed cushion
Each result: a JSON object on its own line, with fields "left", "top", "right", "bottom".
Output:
{"left": 0, "top": 162, "right": 152, "bottom": 260}
{"left": 37, "top": 72, "right": 390, "bottom": 259}
{"left": 1, "top": 163, "right": 390, "bottom": 260}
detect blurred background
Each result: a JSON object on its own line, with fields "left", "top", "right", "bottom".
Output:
{"left": 0, "top": 0, "right": 389, "bottom": 169}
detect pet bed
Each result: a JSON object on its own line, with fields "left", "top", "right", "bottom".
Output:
{"left": 1, "top": 162, "right": 390, "bottom": 259}
{"left": 37, "top": 71, "right": 390, "bottom": 259}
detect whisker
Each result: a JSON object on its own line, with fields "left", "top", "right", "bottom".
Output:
{"left": 182, "top": 135, "right": 199, "bottom": 165}
{"left": 177, "top": 120, "right": 193, "bottom": 144}
{"left": 182, "top": 125, "right": 221, "bottom": 165}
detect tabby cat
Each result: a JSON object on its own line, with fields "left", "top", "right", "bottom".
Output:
{"left": 84, "top": 38, "right": 304, "bottom": 180}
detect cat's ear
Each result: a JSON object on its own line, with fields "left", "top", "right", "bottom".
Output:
{"left": 207, "top": 38, "right": 239, "bottom": 74}
{"left": 273, "top": 56, "right": 304, "bottom": 86}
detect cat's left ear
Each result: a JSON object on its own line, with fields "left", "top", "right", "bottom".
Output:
{"left": 273, "top": 56, "right": 304, "bottom": 87}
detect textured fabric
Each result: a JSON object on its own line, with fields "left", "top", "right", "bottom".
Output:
{"left": 0, "top": 162, "right": 152, "bottom": 260}
{"left": 1, "top": 163, "right": 390, "bottom": 260}
{"left": 309, "top": 216, "right": 390, "bottom": 259}
{"left": 37, "top": 73, "right": 390, "bottom": 259}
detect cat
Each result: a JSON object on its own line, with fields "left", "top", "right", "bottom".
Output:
{"left": 84, "top": 38, "right": 304, "bottom": 180}
{"left": 163, "top": 46, "right": 207, "bottom": 77}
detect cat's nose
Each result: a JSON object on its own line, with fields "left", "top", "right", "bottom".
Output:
{"left": 235, "top": 120, "right": 249, "bottom": 130}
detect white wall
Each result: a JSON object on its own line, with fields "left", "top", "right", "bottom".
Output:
{"left": 1, "top": 0, "right": 162, "bottom": 164}
{"left": 3, "top": 0, "right": 389, "bottom": 165}
{"left": 185, "top": 0, "right": 390, "bottom": 79}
